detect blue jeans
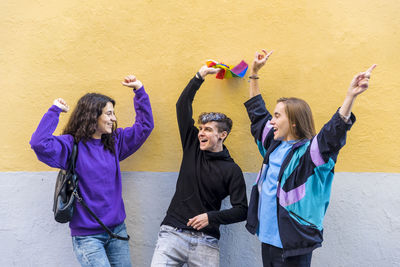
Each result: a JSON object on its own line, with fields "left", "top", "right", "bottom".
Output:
{"left": 72, "top": 223, "right": 131, "bottom": 267}
{"left": 151, "top": 225, "right": 220, "bottom": 267}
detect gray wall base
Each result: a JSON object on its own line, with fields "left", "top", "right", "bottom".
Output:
{"left": 0, "top": 172, "right": 399, "bottom": 267}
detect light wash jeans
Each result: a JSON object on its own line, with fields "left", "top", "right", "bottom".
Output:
{"left": 151, "top": 225, "right": 220, "bottom": 267}
{"left": 72, "top": 222, "right": 131, "bottom": 267}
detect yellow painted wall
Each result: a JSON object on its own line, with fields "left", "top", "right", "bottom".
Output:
{"left": 1, "top": 0, "right": 399, "bottom": 172}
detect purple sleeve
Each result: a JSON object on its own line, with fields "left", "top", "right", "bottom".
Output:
{"left": 116, "top": 86, "right": 154, "bottom": 161}
{"left": 30, "top": 105, "right": 74, "bottom": 169}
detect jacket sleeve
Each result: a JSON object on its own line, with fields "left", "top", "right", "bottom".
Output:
{"left": 176, "top": 76, "right": 203, "bottom": 149}
{"left": 244, "top": 94, "right": 274, "bottom": 157}
{"left": 116, "top": 86, "right": 154, "bottom": 161}
{"left": 310, "top": 110, "right": 356, "bottom": 165}
{"left": 30, "top": 105, "right": 74, "bottom": 169}
{"left": 207, "top": 166, "right": 248, "bottom": 225}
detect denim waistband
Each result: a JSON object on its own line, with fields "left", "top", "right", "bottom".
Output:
{"left": 160, "top": 224, "right": 209, "bottom": 238}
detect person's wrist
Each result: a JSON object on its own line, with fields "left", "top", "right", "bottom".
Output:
{"left": 346, "top": 92, "right": 357, "bottom": 100}
{"left": 197, "top": 70, "right": 206, "bottom": 80}
{"left": 133, "top": 83, "right": 143, "bottom": 91}
{"left": 53, "top": 104, "right": 63, "bottom": 111}
{"left": 249, "top": 74, "right": 259, "bottom": 79}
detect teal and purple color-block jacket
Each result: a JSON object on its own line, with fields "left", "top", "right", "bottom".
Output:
{"left": 244, "top": 94, "right": 355, "bottom": 258}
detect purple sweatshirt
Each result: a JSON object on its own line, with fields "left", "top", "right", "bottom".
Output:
{"left": 30, "top": 87, "right": 154, "bottom": 236}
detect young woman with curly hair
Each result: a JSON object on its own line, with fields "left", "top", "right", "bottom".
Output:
{"left": 30, "top": 75, "right": 154, "bottom": 267}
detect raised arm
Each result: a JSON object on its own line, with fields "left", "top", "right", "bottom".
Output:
{"left": 30, "top": 98, "right": 73, "bottom": 169}
{"left": 249, "top": 49, "right": 273, "bottom": 98}
{"left": 117, "top": 75, "right": 154, "bottom": 161}
{"left": 176, "top": 65, "right": 220, "bottom": 148}
{"left": 339, "top": 64, "right": 377, "bottom": 121}
{"left": 311, "top": 64, "right": 377, "bottom": 164}
{"left": 244, "top": 50, "right": 275, "bottom": 156}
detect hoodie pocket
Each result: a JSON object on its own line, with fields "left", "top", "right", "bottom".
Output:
{"left": 288, "top": 211, "right": 318, "bottom": 229}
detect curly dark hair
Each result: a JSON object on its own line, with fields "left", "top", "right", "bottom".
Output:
{"left": 62, "top": 93, "right": 117, "bottom": 153}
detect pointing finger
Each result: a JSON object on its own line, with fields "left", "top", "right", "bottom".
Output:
{"left": 365, "top": 64, "right": 377, "bottom": 76}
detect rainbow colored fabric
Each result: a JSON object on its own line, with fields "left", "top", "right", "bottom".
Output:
{"left": 206, "top": 60, "right": 248, "bottom": 79}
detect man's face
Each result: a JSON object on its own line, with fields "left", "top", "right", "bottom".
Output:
{"left": 198, "top": 121, "right": 226, "bottom": 152}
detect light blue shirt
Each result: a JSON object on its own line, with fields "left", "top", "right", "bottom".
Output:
{"left": 257, "top": 140, "right": 296, "bottom": 247}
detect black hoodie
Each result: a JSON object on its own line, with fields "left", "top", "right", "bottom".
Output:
{"left": 161, "top": 76, "right": 248, "bottom": 239}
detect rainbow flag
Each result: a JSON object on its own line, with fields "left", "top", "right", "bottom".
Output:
{"left": 206, "top": 59, "right": 248, "bottom": 79}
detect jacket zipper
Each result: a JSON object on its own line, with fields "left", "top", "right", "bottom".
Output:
{"left": 276, "top": 141, "right": 311, "bottom": 261}
{"left": 276, "top": 146, "right": 296, "bottom": 260}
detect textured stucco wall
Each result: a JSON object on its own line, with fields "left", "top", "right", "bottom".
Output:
{"left": 1, "top": 0, "right": 400, "bottom": 173}
{"left": 1, "top": 172, "right": 399, "bottom": 267}
{"left": 1, "top": 1, "right": 399, "bottom": 266}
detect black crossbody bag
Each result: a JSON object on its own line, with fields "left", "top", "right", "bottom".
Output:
{"left": 53, "top": 142, "right": 130, "bottom": 241}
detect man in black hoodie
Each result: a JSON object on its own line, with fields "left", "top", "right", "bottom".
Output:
{"left": 150, "top": 65, "right": 248, "bottom": 267}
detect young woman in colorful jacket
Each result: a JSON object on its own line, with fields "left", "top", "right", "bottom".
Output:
{"left": 244, "top": 49, "right": 376, "bottom": 267}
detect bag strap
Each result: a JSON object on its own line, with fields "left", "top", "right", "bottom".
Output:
{"left": 72, "top": 141, "right": 130, "bottom": 241}
{"left": 73, "top": 191, "right": 130, "bottom": 241}
{"left": 69, "top": 142, "right": 78, "bottom": 173}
